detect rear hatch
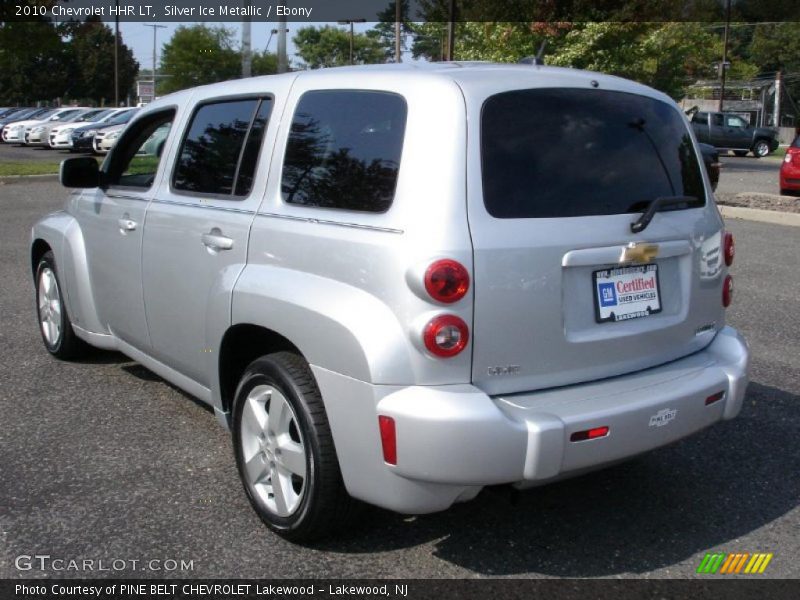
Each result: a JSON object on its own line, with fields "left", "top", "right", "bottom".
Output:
{"left": 468, "top": 86, "right": 725, "bottom": 395}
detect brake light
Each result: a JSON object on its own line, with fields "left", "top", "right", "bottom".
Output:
{"left": 570, "top": 426, "right": 610, "bottom": 442}
{"left": 423, "top": 314, "right": 469, "bottom": 358}
{"left": 378, "top": 416, "right": 397, "bottom": 465}
{"left": 424, "top": 259, "right": 470, "bottom": 303}
{"left": 723, "top": 232, "right": 735, "bottom": 266}
{"left": 722, "top": 275, "right": 733, "bottom": 307}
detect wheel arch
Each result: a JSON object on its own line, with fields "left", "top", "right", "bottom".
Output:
{"left": 31, "top": 238, "right": 52, "bottom": 277}
{"left": 218, "top": 324, "right": 304, "bottom": 416}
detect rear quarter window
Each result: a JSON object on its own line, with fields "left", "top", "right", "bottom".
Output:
{"left": 480, "top": 88, "right": 706, "bottom": 219}
{"left": 281, "top": 90, "right": 407, "bottom": 213}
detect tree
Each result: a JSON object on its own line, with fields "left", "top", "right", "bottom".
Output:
{"left": 159, "top": 25, "right": 241, "bottom": 93}
{"left": 65, "top": 18, "right": 138, "bottom": 104}
{"left": 293, "top": 26, "right": 386, "bottom": 69}
{"left": 252, "top": 51, "right": 279, "bottom": 76}
{"left": 0, "top": 20, "right": 69, "bottom": 104}
{"left": 370, "top": 0, "right": 416, "bottom": 61}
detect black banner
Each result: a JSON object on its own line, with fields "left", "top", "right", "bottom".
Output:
{"left": 3, "top": 579, "right": 800, "bottom": 600}
{"left": 1, "top": 0, "right": 799, "bottom": 24}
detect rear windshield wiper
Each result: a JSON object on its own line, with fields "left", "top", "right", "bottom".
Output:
{"left": 630, "top": 195, "right": 697, "bottom": 233}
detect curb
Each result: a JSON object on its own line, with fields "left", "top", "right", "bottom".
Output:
{"left": 0, "top": 173, "right": 59, "bottom": 183}
{"left": 719, "top": 205, "right": 800, "bottom": 227}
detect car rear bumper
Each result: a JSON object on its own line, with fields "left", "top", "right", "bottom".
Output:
{"left": 314, "top": 326, "right": 749, "bottom": 514}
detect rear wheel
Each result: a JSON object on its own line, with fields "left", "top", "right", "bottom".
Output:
{"left": 231, "top": 352, "right": 357, "bottom": 542}
{"left": 752, "top": 139, "right": 770, "bottom": 158}
{"left": 35, "top": 251, "right": 88, "bottom": 359}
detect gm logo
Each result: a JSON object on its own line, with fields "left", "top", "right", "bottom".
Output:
{"left": 697, "top": 552, "right": 773, "bottom": 574}
{"left": 598, "top": 282, "right": 617, "bottom": 307}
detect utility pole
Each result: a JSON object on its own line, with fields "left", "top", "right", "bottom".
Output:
{"left": 114, "top": 0, "right": 119, "bottom": 106}
{"left": 143, "top": 24, "right": 167, "bottom": 98}
{"left": 446, "top": 0, "right": 455, "bottom": 61}
{"left": 774, "top": 70, "right": 782, "bottom": 127}
{"left": 277, "top": 16, "right": 288, "bottom": 73}
{"left": 338, "top": 19, "right": 366, "bottom": 65}
{"left": 394, "top": 1, "right": 402, "bottom": 63}
{"left": 718, "top": 0, "right": 731, "bottom": 112}
{"left": 242, "top": 1, "right": 252, "bottom": 78}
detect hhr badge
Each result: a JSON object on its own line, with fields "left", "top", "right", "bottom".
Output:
{"left": 649, "top": 408, "right": 677, "bottom": 427}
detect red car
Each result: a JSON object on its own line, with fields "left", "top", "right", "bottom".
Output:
{"left": 780, "top": 137, "right": 800, "bottom": 195}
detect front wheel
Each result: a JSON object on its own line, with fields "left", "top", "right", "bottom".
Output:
{"left": 752, "top": 139, "right": 771, "bottom": 158}
{"left": 35, "top": 251, "right": 88, "bottom": 359}
{"left": 231, "top": 352, "right": 358, "bottom": 542}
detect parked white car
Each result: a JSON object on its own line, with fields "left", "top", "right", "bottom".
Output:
{"left": 2, "top": 108, "right": 59, "bottom": 143}
{"left": 49, "top": 108, "right": 116, "bottom": 149}
{"left": 27, "top": 108, "right": 94, "bottom": 147}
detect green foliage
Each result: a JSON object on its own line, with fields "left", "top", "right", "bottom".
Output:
{"left": 252, "top": 51, "right": 279, "bottom": 76}
{"left": 66, "top": 19, "right": 138, "bottom": 104}
{"left": 0, "top": 20, "right": 70, "bottom": 104}
{"left": 293, "top": 26, "right": 387, "bottom": 69}
{"left": 159, "top": 25, "right": 241, "bottom": 94}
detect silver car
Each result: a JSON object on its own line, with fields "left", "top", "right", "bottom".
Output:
{"left": 32, "top": 64, "right": 749, "bottom": 541}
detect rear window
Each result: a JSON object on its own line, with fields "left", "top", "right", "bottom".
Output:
{"left": 281, "top": 90, "right": 407, "bottom": 213}
{"left": 481, "top": 89, "right": 706, "bottom": 218}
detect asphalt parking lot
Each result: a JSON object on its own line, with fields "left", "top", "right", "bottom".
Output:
{"left": 0, "top": 179, "right": 798, "bottom": 579}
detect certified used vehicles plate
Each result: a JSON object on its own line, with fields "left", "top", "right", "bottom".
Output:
{"left": 593, "top": 264, "right": 661, "bottom": 323}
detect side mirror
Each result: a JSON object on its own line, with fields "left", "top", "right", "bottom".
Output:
{"left": 60, "top": 157, "right": 102, "bottom": 188}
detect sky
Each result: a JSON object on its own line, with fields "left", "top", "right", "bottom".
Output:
{"left": 118, "top": 21, "right": 378, "bottom": 72}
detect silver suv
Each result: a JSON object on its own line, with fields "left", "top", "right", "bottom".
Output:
{"left": 32, "top": 64, "right": 749, "bottom": 541}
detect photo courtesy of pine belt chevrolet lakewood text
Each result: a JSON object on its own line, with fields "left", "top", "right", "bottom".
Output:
{"left": 31, "top": 62, "right": 749, "bottom": 541}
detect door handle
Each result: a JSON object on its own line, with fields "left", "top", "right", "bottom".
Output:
{"left": 118, "top": 216, "right": 137, "bottom": 232}
{"left": 201, "top": 229, "right": 234, "bottom": 251}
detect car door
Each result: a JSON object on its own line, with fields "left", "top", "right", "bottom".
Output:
{"left": 723, "top": 114, "right": 752, "bottom": 149}
{"left": 141, "top": 95, "right": 276, "bottom": 387}
{"left": 73, "top": 108, "right": 177, "bottom": 350}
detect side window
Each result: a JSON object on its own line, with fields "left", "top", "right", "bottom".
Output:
{"left": 691, "top": 112, "right": 707, "bottom": 124}
{"left": 711, "top": 114, "right": 724, "bottom": 126}
{"left": 173, "top": 97, "right": 272, "bottom": 197}
{"left": 106, "top": 109, "right": 176, "bottom": 189}
{"left": 726, "top": 115, "right": 746, "bottom": 128}
{"left": 281, "top": 90, "right": 407, "bottom": 213}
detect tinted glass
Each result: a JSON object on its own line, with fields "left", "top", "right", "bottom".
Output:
{"left": 234, "top": 98, "right": 273, "bottom": 196}
{"left": 173, "top": 99, "right": 258, "bottom": 195}
{"left": 106, "top": 110, "right": 137, "bottom": 125}
{"left": 691, "top": 112, "right": 706, "bottom": 124}
{"left": 481, "top": 89, "right": 706, "bottom": 219}
{"left": 282, "top": 90, "right": 407, "bottom": 213}
{"left": 711, "top": 114, "right": 724, "bottom": 126}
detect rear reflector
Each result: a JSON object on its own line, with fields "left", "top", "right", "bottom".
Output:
{"left": 706, "top": 391, "right": 725, "bottom": 405}
{"left": 378, "top": 415, "right": 397, "bottom": 465}
{"left": 570, "top": 426, "right": 610, "bottom": 442}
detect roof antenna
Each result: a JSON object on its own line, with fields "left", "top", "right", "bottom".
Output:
{"left": 519, "top": 40, "right": 547, "bottom": 66}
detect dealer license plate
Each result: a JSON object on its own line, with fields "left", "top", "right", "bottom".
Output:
{"left": 593, "top": 264, "right": 662, "bottom": 323}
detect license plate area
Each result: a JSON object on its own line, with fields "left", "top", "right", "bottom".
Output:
{"left": 593, "top": 264, "right": 662, "bottom": 323}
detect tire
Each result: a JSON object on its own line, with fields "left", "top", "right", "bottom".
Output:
{"left": 35, "top": 251, "right": 89, "bottom": 359}
{"left": 733, "top": 150, "right": 748, "bottom": 157}
{"left": 231, "top": 352, "right": 358, "bottom": 542}
{"left": 752, "top": 139, "right": 770, "bottom": 158}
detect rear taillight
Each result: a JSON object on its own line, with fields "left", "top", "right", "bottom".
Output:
{"left": 723, "top": 232, "right": 735, "bottom": 266}
{"left": 378, "top": 416, "right": 397, "bottom": 465}
{"left": 423, "top": 314, "right": 469, "bottom": 358}
{"left": 424, "top": 259, "right": 469, "bottom": 303}
{"left": 722, "top": 275, "right": 733, "bottom": 307}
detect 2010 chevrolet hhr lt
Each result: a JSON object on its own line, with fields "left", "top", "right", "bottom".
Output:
{"left": 31, "top": 63, "right": 749, "bottom": 541}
